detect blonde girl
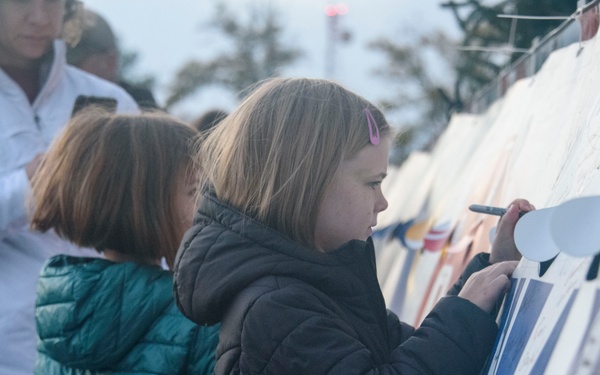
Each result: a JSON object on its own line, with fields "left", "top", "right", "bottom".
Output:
{"left": 174, "top": 77, "right": 527, "bottom": 375}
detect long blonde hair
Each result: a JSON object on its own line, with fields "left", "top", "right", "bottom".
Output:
{"left": 199, "top": 77, "right": 391, "bottom": 249}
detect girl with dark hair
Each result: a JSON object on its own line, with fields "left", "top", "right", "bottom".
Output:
{"left": 30, "top": 109, "right": 219, "bottom": 374}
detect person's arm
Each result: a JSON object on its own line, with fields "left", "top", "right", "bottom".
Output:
{"left": 0, "top": 168, "right": 31, "bottom": 234}
{"left": 0, "top": 154, "right": 43, "bottom": 235}
{"left": 393, "top": 296, "right": 498, "bottom": 374}
{"left": 446, "top": 252, "right": 492, "bottom": 296}
{"left": 240, "top": 288, "right": 497, "bottom": 375}
{"left": 386, "top": 309, "right": 415, "bottom": 348}
{"left": 449, "top": 199, "right": 535, "bottom": 295}
{"left": 448, "top": 199, "right": 534, "bottom": 314}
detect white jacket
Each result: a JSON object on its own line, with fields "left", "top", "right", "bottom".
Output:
{"left": 0, "top": 40, "right": 138, "bottom": 375}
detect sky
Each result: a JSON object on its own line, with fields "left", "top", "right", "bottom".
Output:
{"left": 82, "top": 0, "right": 460, "bottom": 121}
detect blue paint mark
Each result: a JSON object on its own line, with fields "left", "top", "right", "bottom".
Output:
{"left": 481, "top": 278, "right": 525, "bottom": 375}
{"left": 530, "top": 289, "right": 578, "bottom": 373}
{"left": 495, "top": 279, "right": 553, "bottom": 374}
{"left": 567, "top": 288, "right": 600, "bottom": 373}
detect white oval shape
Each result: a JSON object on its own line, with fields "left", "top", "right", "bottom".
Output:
{"left": 550, "top": 196, "right": 600, "bottom": 257}
{"left": 514, "top": 208, "right": 561, "bottom": 262}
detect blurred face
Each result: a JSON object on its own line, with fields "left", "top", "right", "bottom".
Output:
{"left": 174, "top": 174, "right": 198, "bottom": 239}
{"left": 315, "top": 138, "right": 390, "bottom": 252}
{"left": 0, "top": 0, "right": 65, "bottom": 68}
{"left": 76, "top": 50, "right": 119, "bottom": 82}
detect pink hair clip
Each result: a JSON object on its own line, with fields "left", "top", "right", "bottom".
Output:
{"left": 364, "top": 108, "right": 380, "bottom": 145}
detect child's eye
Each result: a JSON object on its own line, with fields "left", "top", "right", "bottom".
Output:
{"left": 368, "top": 181, "right": 382, "bottom": 189}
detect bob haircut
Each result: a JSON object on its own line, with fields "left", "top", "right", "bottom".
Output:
{"left": 199, "top": 77, "right": 392, "bottom": 250}
{"left": 30, "top": 108, "right": 198, "bottom": 268}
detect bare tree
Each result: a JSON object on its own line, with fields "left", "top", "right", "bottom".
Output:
{"left": 372, "top": 0, "right": 578, "bottom": 164}
{"left": 442, "top": 0, "right": 578, "bottom": 102}
{"left": 369, "top": 31, "right": 459, "bottom": 165}
{"left": 165, "top": 2, "right": 302, "bottom": 110}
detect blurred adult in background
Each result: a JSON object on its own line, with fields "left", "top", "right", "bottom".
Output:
{"left": 67, "top": 9, "right": 159, "bottom": 109}
{"left": 0, "top": 0, "right": 138, "bottom": 373}
{"left": 192, "top": 108, "right": 229, "bottom": 133}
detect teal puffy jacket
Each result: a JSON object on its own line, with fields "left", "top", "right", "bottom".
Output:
{"left": 35, "top": 255, "right": 219, "bottom": 374}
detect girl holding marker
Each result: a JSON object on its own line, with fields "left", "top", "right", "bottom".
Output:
{"left": 174, "top": 77, "right": 531, "bottom": 375}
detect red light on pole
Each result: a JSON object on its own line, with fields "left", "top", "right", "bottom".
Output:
{"left": 324, "top": 4, "right": 337, "bottom": 17}
{"left": 324, "top": 3, "right": 349, "bottom": 17}
{"left": 324, "top": 3, "right": 349, "bottom": 78}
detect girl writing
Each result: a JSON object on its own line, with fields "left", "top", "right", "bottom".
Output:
{"left": 174, "top": 77, "right": 529, "bottom": 375}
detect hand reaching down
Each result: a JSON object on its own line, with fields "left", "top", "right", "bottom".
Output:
{"left": 458, "top": 261, "right": 518, "bottom": 313}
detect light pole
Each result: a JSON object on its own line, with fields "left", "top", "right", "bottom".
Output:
{"left": 324, "top": 3, "right": 349, "bottom": 79}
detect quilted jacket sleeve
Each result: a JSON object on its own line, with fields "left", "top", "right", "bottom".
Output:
{"left": 445, "top": 253, "right": 506, "bottom": 318}
{"left": 238, "top": 286, "right": 497, "bottom": 375}
{"left": 386, "top": 309, "right": 415, "bottom": 349}
{"left": 446, "top": 253, "right": 491, "bottom": 297}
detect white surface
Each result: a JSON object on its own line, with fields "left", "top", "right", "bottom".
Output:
{"left": 515, "top": 208, "right": 561, "bottom": 262}
{"left": 377, "top": 25, "right": 600, "bottom": 374}
{"left": 550, "top": 196, "right": 600, "bottom": 257}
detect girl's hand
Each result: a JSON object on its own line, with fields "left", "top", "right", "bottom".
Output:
{"left": 489, "top": 198, "right": 535, "bottom": 264}
{"left": 458, "top": 261, "right": 518, "bottom": 313}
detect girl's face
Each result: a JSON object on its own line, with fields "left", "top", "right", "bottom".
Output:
{"left": 315, "top": 138, "right": 390, "bottom": 252}
{"left": 0, "top": 0, "right": 65, "bottom": 68}
{"left": 174, "top": 175, "right": 198, "bottom": 239}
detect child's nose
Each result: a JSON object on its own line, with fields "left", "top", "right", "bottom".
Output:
{"left": 376, "top": 192, "right": 388, "bottom": 213}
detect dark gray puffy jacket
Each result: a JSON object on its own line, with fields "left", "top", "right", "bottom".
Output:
{"left": 174, "top": 193, "right": 498, "bottom": 375}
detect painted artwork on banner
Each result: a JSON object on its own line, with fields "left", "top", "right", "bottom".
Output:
{"left": 393, "top": 220, "right": 452, "bottom": 325}
{"left": 375, "top": 24, "right": 600, "bottom": 373}
{"left": 413, "top": 146, "right": 512, "bottom": 326}
{"left": 483, "top": 255, "right": 592, "bottom": 374}
{"left": 380, "top": 218, "right": 433, "bottom": 317}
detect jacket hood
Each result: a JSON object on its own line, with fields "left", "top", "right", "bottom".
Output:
{"left": 174, "top": 193, "right": 376, "bottom": 326}
{"left": 36, "top": 256, "right": 174, "bottom": 369}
